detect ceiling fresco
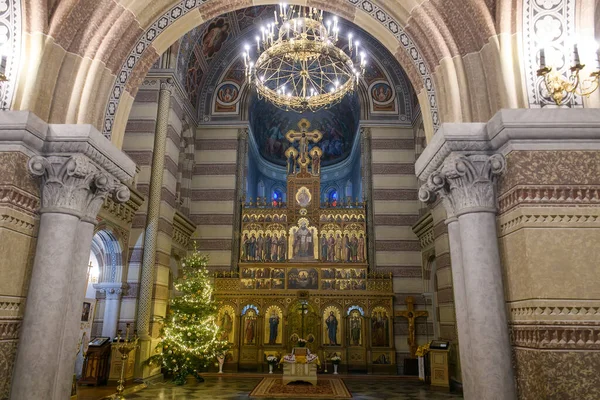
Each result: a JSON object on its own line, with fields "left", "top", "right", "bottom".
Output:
{"left": 176, "top": 5, "right": 414, "bottom": 125}
{"left": 249, "top": 93, "right": 360, "bottom": 167}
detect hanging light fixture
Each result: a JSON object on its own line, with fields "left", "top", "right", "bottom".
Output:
{"left": 244, "top": 3, "right": 366, "bottom": 112}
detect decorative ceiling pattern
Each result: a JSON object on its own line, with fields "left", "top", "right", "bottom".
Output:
{"left": 0, "top": 0, "right": 21, "bottom": 110}
{"left": 176, "top": 6, "right": 414, "bottom": 125}
{"left": 101, "top": 0, "right": 441, "bottom": 139}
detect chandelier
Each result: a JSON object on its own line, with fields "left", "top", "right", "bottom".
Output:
{"left": 243, "top": 4, "right": 366, "bottom": 112}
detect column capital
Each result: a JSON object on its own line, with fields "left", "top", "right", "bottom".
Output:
{"left": 160, "top": 78, "right": 174, "bottom": 92}
{"left": 238, "top": 127, "right": 249, "bottom": 140}
{"left": 93, "top": 282, "right": 127, "bottom": 299}
{"left": 29, "top": 154, "right": 130, "bottom": 222}
{"left": 419, "top": 153, "right": 506, "bottom": 217}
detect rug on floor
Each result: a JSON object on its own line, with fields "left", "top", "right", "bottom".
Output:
{"left": 249, "top": 377, "right": 352, "bottom": 398}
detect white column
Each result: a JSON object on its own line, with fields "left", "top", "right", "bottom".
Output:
{"left": 10, "top": 155, "right": 130, "bottom": 400}
{"left": 420, "top": 154, "right": 516, "bottom": 400}
{"left": 94, "top": 283, "right": 126, "bottom": 339}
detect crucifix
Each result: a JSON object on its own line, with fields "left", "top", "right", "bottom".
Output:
{"left": 285, "top": 118, "right": 323, "bottom": 166}
{"left": 395, "top": 296, "right": 428, "bottom": 358}
{"left": 298, "top": 301, "right": 309, "bottom": 339}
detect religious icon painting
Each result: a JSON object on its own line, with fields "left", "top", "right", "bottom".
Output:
{"left": 287, "top": 268, "right": 319, "bottom": 290}
{"left": 264, "top": 306, "right": 283, "bottom": 345}
{"left": 323, "top": 306, "right": 342, "bottom": 346}
{"left": 218, "top": 305, "right": 235, "bottom": 343}
{"left": 348, "top": 310, "right": 363, "bottom": 346}
{"left": 81, "top": 302, "right": 92, "bottom": 322}
{"left": 371, "top": 306, "right": 391, "bottom": 347}
{"left": 243, "top": 308, "right": 258, "bottom": 345}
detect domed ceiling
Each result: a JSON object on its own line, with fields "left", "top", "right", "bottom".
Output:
{"left": 176, "top": 5, "right": 415, "bottom": 168}
{"left": 249, "top": 93, "right": 360, "bottom": 167}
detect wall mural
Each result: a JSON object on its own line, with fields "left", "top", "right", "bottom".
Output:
{"left": 249, "top": 94, "right": 360, "bottom": 167}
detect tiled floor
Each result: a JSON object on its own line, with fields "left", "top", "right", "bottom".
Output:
{"left": 106, "top": 375, "right": 464, "bottom": 400}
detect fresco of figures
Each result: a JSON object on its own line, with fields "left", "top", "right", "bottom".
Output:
{"left": 317, "top": 229, "right": 366, "bottom": 263}
{"left": 323, "top": 306, "right": 342, "bottom": 346}
{"left": 321, "top": 268, "right": 367, "bottom": 290}
{"left": 289, "top": 219, "right": 319, "bottom": 260}
{"left": 217, "top": 305, "right": 235, "bottom": 343}
{"left": 371, "top": 306, "right": 391, "bottom": 347}
{"left": 241, "top": 229, "right": 287, "bottom": 262}
{"left": 348, "top": 308, "right": 364, "bottom": 346}
{"left": 264, "top": 306, "right": 283, "bottom": 345}
{"left": 243, "top": 307, "right": 258, "bottom": 345}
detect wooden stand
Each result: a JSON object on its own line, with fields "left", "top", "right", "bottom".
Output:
{"left": 79, "top": 341, "right": 111, "bottom": 386}
{"left": 429, "top": 349, "right": 450, "bottom": 388}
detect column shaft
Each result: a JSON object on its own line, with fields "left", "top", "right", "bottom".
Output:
{"left": 446, "top": 219, "right": 473, "bottom": 397}
{"left": 458, "top": 211, "right": 516, "bottom": 399}
{"left": 102, "top": 297, "right": 122, "bottom": 338}
{"left": 137, "top": 79, "right": 173, "bottom": 338}
{"left": 54, "top": 220, "right": 96, "bottom": 399}
{"left": 10, "top": 213, "right": 81, "bottom": 400}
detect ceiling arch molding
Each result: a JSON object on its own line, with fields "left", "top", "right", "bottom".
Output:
{"left": 9, "top": 1, "right": 588, "bottom": 149}
{"left": 95, "top": 0, "right": 442, "bottom": 146}
{"left": 191, "top": 11, "right": 414, "bottom": 126}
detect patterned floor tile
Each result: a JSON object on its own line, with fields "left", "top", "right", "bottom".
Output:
{"left": 101, "top": 376, "right": 463, "bottom": 400}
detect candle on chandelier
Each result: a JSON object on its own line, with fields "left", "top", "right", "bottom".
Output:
{"left": 355, "top": 41, "right": 360, "bottom": 62}
{"left": 326, "top": 20, "right": 331, "bottom": 36}
{"left": 572, "top": 44, "right": 581, "bottom": 66}
{"left": 348, "top": 33, "right": 353, "bottom": 52}
{"left": 274, "top": 10, "right": 278, "bottom": 24}
{"left": 539, "top": 47, "right": 546, "bottom": 69}
{"left": 256, "top": 36, "right": 260, "bottom": 51}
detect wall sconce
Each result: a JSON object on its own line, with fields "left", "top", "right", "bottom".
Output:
{"left": 537, "top": 42, "right": 600, "bottom": 105}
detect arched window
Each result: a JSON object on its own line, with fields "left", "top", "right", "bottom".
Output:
{"left": 327, "top": 189, "right": 338, "bottom": 204}
{"left": 258, "top": 180, "right": 266, "bottom": 198}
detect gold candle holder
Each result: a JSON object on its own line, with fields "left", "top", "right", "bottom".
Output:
{"left": 114, "top": 324, "right": 139, "bottom": 400}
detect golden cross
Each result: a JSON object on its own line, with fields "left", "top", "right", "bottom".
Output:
{"left": 395, "top": 296, "right": 428, "bottom": 358}
{"left": 285, "top": 118, "right": 322, "bottom": 162}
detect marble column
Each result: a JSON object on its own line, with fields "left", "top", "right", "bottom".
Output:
{"left": 420, "top": 153, "right": 516, "bottom": 400}
{"left": 10, "top": 155, "right": 129, "bottom": 400}
{"left": 137, "top": 78, "right": 173, "bottom": 339}
{"left": 94, "top": 282, "right": 126, "bottom": 338}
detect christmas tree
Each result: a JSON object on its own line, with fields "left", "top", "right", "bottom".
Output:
{"left": 146, "top": 251, "right": 228, "bottom": 384}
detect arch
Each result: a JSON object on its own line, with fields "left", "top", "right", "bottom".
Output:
{"left": 241, "top": 304, "right": 259, "bottom": 316}
{"left": 90, "top": 228, "right": 124, "bottom": 284}
{"left": 347, "top": 305, "right": 365, "bottom": 316}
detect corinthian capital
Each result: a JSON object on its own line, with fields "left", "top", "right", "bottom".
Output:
{"left": 28, "top": 154, "right": 131, "bottom": 222}
{"left": 160, "top": 78, "right": 174, "bottom": 92}
{"left": 419, "top": 153, "right": 506, "bottom": 218}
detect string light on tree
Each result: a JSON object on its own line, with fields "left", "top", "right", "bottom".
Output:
{"left": 245, "top": 3, "right": 367, "bottom": 112}
{"left": 145, "top": 250, "right": 228, "bottom": 385}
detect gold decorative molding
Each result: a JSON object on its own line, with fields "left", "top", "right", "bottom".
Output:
{"left": 0, "top": 208, "right": 37, "bottom": 235}
{"left": 499, "top": 185, "right": 600, "bottom": 215}
{"left": 0, "top": 321, "right": 21, "bottom": 340}
{"left": 498, "top": 207, "right": 600, "bottom": 236}
{"left": 0, "top": 186, "right": 39, "bottom": 216}
{"left": 0, "top": 297, "right": 25, "bottom": 319}
{"left": 508, "top": 300, "right": 600, "bottom": 323}
{"left": 511, "top": 325, "right": 600, "bottom": 350}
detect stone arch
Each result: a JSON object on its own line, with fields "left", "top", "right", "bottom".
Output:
{"left": 90, "top": 227, "right": 125, "bottom": 284}
{"left": 12, "top": 0, "right": 448, "bottom": 147}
